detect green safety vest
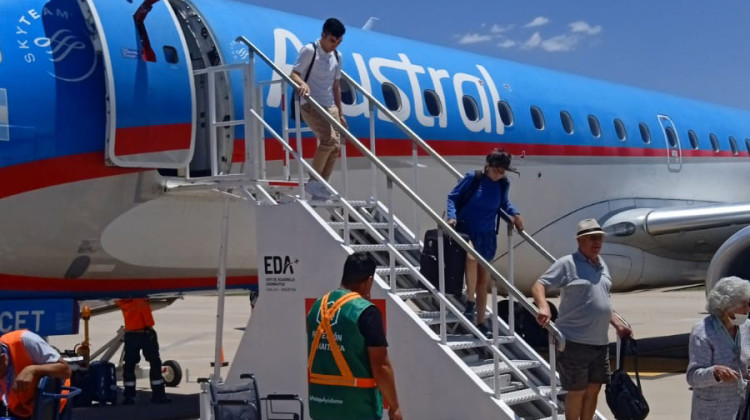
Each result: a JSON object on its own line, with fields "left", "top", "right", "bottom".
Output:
{"left": 307, "top": 289, "right": 382, "bottom": 420}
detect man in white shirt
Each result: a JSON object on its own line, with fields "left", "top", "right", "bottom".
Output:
{"left": 290, "top": 18, "right": 347, "bottom": 199}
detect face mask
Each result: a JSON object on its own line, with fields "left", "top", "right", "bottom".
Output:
{"left": 730, "top": 313, "right": 748, "bottom": 326}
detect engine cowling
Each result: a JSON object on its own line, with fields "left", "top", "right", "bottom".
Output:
{"left": 706, "top": 225, "right": 750, "bottom": 294}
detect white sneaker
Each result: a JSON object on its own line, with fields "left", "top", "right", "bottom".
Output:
{"left": 305, "top": 180, "right": 331, "bottom": 200}
{"left": 306, "top": 180, "right": 332, "bottom": 198}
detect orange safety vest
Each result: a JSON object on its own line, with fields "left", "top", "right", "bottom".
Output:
{"left": 307, "top": 292, "right": 377, "bottom": 388}
{"left": 0, "top": 330, "right": 70, "bottom": 418}
{"left": 116, "top": 298, "right": 155, "bottom": 331}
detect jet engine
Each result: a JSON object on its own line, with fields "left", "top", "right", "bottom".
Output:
{"left": 706, "top": 225, "right": 750, "bottom": 293}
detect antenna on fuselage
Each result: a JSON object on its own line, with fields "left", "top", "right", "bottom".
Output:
{"left": 362, "top": 17, "right": 379, "bottom": 31}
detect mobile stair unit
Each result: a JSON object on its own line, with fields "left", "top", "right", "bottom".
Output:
{"left": 181, "top": 36, "right": 610, "bottom": 420}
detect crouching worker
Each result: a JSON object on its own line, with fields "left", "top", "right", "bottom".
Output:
{"left": 307, "top": 252, "right": 403, "bottom": 420}
{"left": 116, "top": 298, "right": 171, "bottom": 405}
{"left": 0, "top": 329, "right": 72, "bottom": 420}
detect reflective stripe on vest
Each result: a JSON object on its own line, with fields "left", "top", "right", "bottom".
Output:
{"left": 308, "top": 292, "right": 377, "bottom": 388}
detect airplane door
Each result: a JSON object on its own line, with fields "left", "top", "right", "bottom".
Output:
{"left": 657, "top": 114, "right": 681, "bottom": 172}
{"left": 80, "top": 0, "right": 195, "bottom": 168}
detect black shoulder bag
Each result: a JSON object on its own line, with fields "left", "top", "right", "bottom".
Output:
{"left": 605, "top": 337, "right": 650, "bottom": 420}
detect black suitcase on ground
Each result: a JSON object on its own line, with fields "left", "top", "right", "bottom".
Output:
{"left": 87, "top": 361, "right": 118, "bottom": 405}
{"left": 419, "top": 229, "right": 469, "bottom": 297}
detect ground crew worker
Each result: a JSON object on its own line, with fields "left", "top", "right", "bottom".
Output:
{"left": 0, "top": 329, "right": 71, "bottom": 419}
{"left": 306, "top": 252, "right": 403, "bottom": 420}
{"left": 116, "top": 298, "right": 171, "bottom": 405}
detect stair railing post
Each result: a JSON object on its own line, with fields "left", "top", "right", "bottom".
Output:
{"left": 256, "top": 87, "right": 266, "bottom": 181}
{"left": 247, "top": 63, "right": 259, "bottom": 180}
{"left": 411, "top": 142, "right": 420, "bottom": 242}
{"left": 549, "top": 330, "right": 559, "bottom": 419}
{"left": 437, "top": 227, "right": 446, "bottom": 344}
{"left": 341, "top": 137, "right": 350, "bottom": 245}
{"left": 294, "top": 96, "right": 305, "bottom": 199}
{"left": 491, "top": 278, "right": 501, "bottom": 399}
{"left": 387, "top": 178, "right": 396, "bottom": 290}
{"left": 369, "top": 101, "right": 377, "bottom": 202}
{"left": 508, "top": 224, "right": 515, "bottom": 335}
{"left": 208, "top": 68, "right": 218, "bottom": 177}
{"left": 213, "top": 196, "right": 230, "bottom": 382}
{"left": 281, "top": 81, "right": 291, "bottom": 181}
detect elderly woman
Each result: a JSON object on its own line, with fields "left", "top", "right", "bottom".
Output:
{"left": 687, "top": 276, "right": 750, "bottom": 419}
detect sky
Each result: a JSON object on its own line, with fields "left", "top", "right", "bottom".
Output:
{"left": 241, "top": 0, "right": 750, "bottom": 111}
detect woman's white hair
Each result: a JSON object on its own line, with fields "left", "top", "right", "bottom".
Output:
{"left": 707, "top": 276, "right": 750, "bottom": 318}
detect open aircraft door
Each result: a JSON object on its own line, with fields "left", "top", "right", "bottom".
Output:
{"left": 657, "top": 114, "right": 682, "bottom": 172}
{"left": 79, "top": 0, "right": 195, "bottom": 168}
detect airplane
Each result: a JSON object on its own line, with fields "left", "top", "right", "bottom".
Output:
{"left": 2, "top": 0, "right": 750, "bottom": 337}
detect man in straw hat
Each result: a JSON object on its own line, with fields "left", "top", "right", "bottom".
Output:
{"left": 532, "top": 218, "right": 632, "bottom": 420}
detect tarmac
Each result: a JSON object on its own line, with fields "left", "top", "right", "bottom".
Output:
{"left": 47, "top": 286, "right": 707, "bottom": 419}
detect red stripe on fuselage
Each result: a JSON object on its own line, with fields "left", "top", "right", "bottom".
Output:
{"left": 0, "top": 273, "right": 257, "bottom": 294}
{"left": 0, "top": 152, "right": 142, "bottom": 199}
{"left": 233, "top": 137, "right": 749, "bottom": 163}
{"left": 1, "top": 138, "right": 744, "bottom": 200}
{"left": 115, "top": 124, "right": 192, "bottom": 155}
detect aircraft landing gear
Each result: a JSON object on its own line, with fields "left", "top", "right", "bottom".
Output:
{"left": 162, "top": 360, "right": 183, "bottom": 387}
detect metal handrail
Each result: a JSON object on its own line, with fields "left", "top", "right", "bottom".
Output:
{"left": 235, "top": 36, "right": 565, "bottom": 413}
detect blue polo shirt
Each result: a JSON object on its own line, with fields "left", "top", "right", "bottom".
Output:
{"left": 538, "top": 251, "right": 613, "bottom": 345}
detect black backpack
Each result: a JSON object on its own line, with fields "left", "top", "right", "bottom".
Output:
{"left": 605, "top": 338, "right": 650, "bottom": 420}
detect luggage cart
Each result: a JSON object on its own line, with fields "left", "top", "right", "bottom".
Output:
{"left": 199, "top": 373, "right": 303, "bottom": 420}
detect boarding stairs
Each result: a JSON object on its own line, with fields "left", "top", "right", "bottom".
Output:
{"left": 181, "top": 36, "right": 610, "bottom": 420}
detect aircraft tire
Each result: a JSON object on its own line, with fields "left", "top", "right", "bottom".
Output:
{"left": 162, "top": 360, "right": 183, "bottom": 387}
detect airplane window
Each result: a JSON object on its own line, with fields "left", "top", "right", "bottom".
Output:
{"left": 560, "top": 111, "right": 574, "bottom": 134}
{"left": 588, "top": 115, "right": 601, "bottom": 138}
{"left": 497, "top": 101, "right": 514, "bottom": 126}
{"left": 341, "top": 80, "right": 357, "bottom": 105}
{"left": 665, "top": 126, "right": 677, "bottom": 148}
{"left": 729, "top": 136, "right": 739, "bottom": 156}
{"left": 530, "top": 106, "right": 545, "bottom": 130}
{"left": 163, "top": 46, "right": 178, "bottom": 64}
{"left": 639, "top": 123, "right": 651, "bottom": 144}
{"left": 424, "top": 90, "right": 442, "bottom": 117}
{"left": 614, "top": 119, "right": 627, "bottom": 141}
{"left": 381, "top": 83, "right": 401, "bottom": 111}
{"left": 462, "top": 96, "right": 479, "bottom": 121}
{"left": 710, "top": 133, "right": 720, "bottom": 152}
{"left": 688, "top": 130, "right": 699, "bottom": 150}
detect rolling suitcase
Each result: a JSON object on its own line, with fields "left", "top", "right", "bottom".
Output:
{"left": 87, "top": 360, "right": 118, "bottom": 405}
{"left": 419, "top": 229, "right": 469, "bottom": 297}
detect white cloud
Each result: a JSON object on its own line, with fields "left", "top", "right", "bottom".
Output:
{"left": 457, "top": 33, "right": 493, "bottom": 44}
{"left": 541, "top": 34, "right": 581, "bottom": 52}
{"left": 490, "top": 23, "right": 514, "bottom": 34}
{"left": 569, "top": 21, "right": 602, "bottom": 35}
{"left": 497, "top": 39, "right": 517, "bottom": 48}
{"left": 524, "top": 16, "right": 550, "bottom": 28}
{"left": 522, "top": 32, "right": 543, "bottom": 49}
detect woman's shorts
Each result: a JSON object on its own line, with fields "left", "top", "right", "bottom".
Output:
{"left": 465, "top": 231, "right": 497, "bottom": 261}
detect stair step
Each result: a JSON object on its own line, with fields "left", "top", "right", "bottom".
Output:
{"left": 417, "top": 310, "right": 459, "bottom": 325}
{"left": 328, "top": 222, "right": 390, "bottom": 229}
{"left": 308, "top": 199, "right": 372, "bottom": 208}
{"left": 376, "top": 267, "right": 416, "bottom": 276}
{"left": 350, "top": 243, "right": 421, "bottom": 252}
{"left": 500, "top": 386, "right": 558, "bottom": 405}
{"left": 446, "top": 334, "right": 515, "bottom": 350}
{"left": 484, "top": 379, "right": 526, "bottom": 394}
{"left": 395, "top": 288, "right": 430, "bottom": 300}
{"left": 470, "top": 359, "right": 541, "bottom": 378}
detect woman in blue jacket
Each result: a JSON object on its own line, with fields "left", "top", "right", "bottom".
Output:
{"left": 446, "top": 149, "right": 524, "bottom": 336}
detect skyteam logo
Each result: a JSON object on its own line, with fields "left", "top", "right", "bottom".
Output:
{"left": 16, "top": 7, "right": 97, "bottom": 83}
